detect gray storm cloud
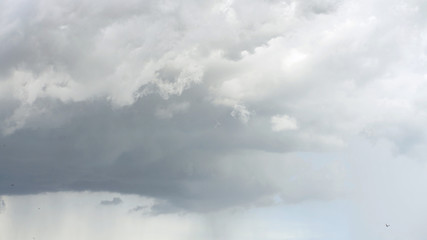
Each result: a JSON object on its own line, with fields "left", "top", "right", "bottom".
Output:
{"left": 1, "top": 0, "right": 427, "bottom": 214}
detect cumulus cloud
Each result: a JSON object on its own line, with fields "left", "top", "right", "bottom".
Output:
{"left": 1, "top": 0, "right": 427, "bottom": 216}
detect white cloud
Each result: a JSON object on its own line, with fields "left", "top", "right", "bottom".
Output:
{"left": 230, "top": 104, "right": 251, "bottom": 123}
{"left": 271, "top": 114, "right": 298, "bottom": 132}
{"left": 281, "top": 49, "right": 308, "bottom": 71}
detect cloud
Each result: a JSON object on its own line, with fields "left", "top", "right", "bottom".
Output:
{"left": 129, "top": 205, "right": 147, "bottom": 213}
{"left": 271, "top": 115, "right": 298, "bottom": 132}
{"left": 230, "top": 104, "right": 251, "bottom": 123}
{"left": 155, "top": 102, "right": 190, "bottom": 119}
{"left": 0, "top": 198, "right": 5, "bottom": 213}
{"left": 100, "top": 197, "right": 123, "bottom": 206}
{"left": 149, "top": 200, "right": 184, "bottom": 215}
{"left": 1, "top": 0, "right": 427, "bottom": 215}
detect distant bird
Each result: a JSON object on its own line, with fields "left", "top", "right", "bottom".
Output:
{"left": 10, "top": 184, "right": 14, "bottom": 187}
{"left": 385, "top": 224, "right": 390, "bottom": 227}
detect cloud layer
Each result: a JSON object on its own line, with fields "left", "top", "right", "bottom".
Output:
{"left": 1, "top": 0, "right": 427, "bottom": 215}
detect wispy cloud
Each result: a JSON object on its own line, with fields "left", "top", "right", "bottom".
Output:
{"left": 100, "top": 197, "right": 123, "bottom": 206}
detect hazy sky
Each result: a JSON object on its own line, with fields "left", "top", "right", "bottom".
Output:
{"left": 1, "top": 0, "right": 427, "bottom": 239}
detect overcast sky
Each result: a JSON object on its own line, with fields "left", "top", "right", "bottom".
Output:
{"left": 1, "top": 0, "right": 427, "bottom": 239}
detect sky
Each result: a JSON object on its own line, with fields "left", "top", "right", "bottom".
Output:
{"left": 1, "top": 0, "right": 427, "bottom": 239}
